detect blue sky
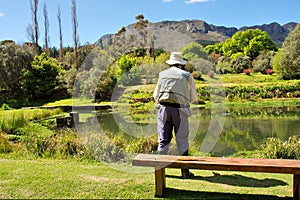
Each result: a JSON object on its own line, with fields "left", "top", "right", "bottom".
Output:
{"left": 0, "top": 0, "right": 299, "bottom": 47}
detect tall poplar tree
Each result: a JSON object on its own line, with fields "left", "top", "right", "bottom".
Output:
{"left": 43, "top": 2, "right": 50, "bottom": 55}
{"left": 72, "top": 0, "right": 79, "bottom": 69}
{"left": 57, "top": 6, "right": 64, "bottom": 62}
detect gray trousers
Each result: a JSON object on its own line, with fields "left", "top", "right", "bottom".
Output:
{"left": 157, "top": 105, "right": 189, "bottom": 155}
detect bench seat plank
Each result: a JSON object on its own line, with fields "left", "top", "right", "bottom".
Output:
{"left": 133, "top": 154, "right": 300, "bottom": 174}
{"left": 132, "top": 154, "right": 300, "bottom": 198}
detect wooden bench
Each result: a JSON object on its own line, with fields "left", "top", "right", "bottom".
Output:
{"left": 132, "top": 154, "right": 300, "bottom": 198}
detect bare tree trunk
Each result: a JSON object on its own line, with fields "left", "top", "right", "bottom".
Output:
{"left": 43, "top": 2, "right": 50, "bottom": 55}
{"left": 27, "top": 0, "right": 39, "bottom": 55}
{"left": 72, "top": 0, "right": 79, "bottom": 69}
{"left": 57, "top": 6, "right": 64, "bottom": 62}
{"left": 32, "top": 0, "right": 39, "bottom": 55}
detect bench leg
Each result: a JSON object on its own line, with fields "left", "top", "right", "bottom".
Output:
{"left": 294, "top": 174, "right": 300, "bottom": 199}
{"left": 154, "top": 167, "right": 166, "bottom": 197}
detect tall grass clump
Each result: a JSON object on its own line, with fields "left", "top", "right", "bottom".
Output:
{"left": 17, "top": 123, "right": 88, "bottom": 158}
{"left": 260, "top": 136, "right": 300, "bottom": 159}
{"left": 0, "top": 132, "right": 12, "bottom": 153}
{"left": 84, "top": 133, "right": 128, "bottom": 163}
{"left": 0, "top": 108, "right": 62, "bottom": 134}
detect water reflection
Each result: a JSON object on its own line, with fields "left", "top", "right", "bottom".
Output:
{"left": 94, "top": 106, "right": 300, "bottom": 156}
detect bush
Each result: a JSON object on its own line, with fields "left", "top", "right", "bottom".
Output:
{"left": 192, "top": 71, "right": 203, "bottom": 80}
{"left": 18, "top": 123, "right": 88, "bottom": 158}
{"left": 230, "top": 56, "right": 252, "bottom": 73}
{"left": 260, "top": 136, "right": 300, "bottom": 159}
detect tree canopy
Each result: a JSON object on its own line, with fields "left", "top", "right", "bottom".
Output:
{"left": 277, "top": 24, "right": 300, "bottom": 79}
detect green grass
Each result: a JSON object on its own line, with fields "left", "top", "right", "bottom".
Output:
{"left": 0, "top": 158, "right": 294, "bottom": 199}
{"left": 43, "top": 98, "right": 111, "bottom": 106}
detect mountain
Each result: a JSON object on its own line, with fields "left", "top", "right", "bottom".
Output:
{"left": 96, "top": 20, "right": 298, "bottom": 48}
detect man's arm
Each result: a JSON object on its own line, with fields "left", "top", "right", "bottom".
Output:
{"left": 153, "top": 83, "right": 161, "bottom": 103}
{"left": 189, "top": 76, "right": 198, "bottom": 103}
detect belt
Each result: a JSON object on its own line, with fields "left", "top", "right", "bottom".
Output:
{"left": 159, "top": 102, "right": 189, "bottom": 108}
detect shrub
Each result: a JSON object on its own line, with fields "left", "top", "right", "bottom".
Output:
{"left": 265, "top": 68, "right": 274, "bottom": 75}
{"left": 1, "top": 104, "right": 12, "bottom": 110}
{"left": 260, "top": 136, "right": 300, "bottom": 159}
{"left": 243, "top": 68, "right": 252, "bottom": 75}
{"left": 207, "top": 70, "right": 214, "bottom": 78}
{"left": 230, "top": 56, "right": 252, "bottom": 73}
{"left": 192, "top": 71, "right": 203, "bottom": 80}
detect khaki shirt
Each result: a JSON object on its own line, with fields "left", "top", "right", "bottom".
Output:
{"left": 153, "top": 67, "right": 198, "bottom": 116}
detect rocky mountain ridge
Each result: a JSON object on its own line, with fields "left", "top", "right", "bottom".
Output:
{"left": 97, "top": 20, "right": 298, "bottom": 48}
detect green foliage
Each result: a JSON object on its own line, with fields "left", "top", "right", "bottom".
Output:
{"left": 119, "top": 67, "right": 142, "bottom": 86}
{"left": 1, "top": 103, "right": 12, "bottom": 110}
{"left": 23, "top": 53, "right": 62, "bottom": 100}
{"left": 117, "top": 54, "right": 138, "bottom": 74}
{"left": 252, "top": 51, "right": 275, "bottom": 74}
{"left": 272, "top": 48, "right": 282, "bottom": 73}
{"left": 0, "top": 132, "right": 12, "bottom": 153}
{"left": 204, "top": 43, "right": 223, "bottom": 54}
{"left": 18, "top": 124, "right": 87, "bottom": 158}
{"left": 216, "top": 61, "right": 232, "bottom": 74}
{"left": 190, "top": 58, "right": 215, "bottom": 74}
{"left": 117, "top": 54, "right": 141, "bottom": 86}
{"left": 222, "top": 29, "right": 276, "bottom": 60}
{"left": 84, "top": 133, "right": 128, "bottom": 163}
{"left": 260, "top": 136, "right": 300, "bottom": 159}
{"left": 278, "top": 24, "right": 300, "bottom": 80}
{"left": 0, "top": 108, "right": 62, "bottom": 135}
{"left": 182, "top": 42, "right": 208, "bottom": 60}
{"left": 0, "top": 40, "right": 34, "bottom": 99}
{"left": 230, "top": 56, "right": 252, "bottom": 73}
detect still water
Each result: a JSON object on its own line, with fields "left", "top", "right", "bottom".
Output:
{"left": 95, "top": 105, "right": 300, "bottom": 156}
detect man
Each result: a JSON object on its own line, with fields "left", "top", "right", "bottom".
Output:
{"left": 153, "top": 52, "right": 198, "bottom": 178}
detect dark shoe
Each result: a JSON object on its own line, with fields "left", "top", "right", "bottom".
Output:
{"left": 181, "top": 169, "right": 194, "bottom": 179}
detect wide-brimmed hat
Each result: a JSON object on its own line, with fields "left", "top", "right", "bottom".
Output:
{"left": 166, "top": 52, "right": 187, "bottom": 65}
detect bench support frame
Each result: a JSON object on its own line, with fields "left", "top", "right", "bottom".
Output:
{"left": 155, "top": 167, "right": 166, "bottom": 197}
{"left": 294, "top": 174, "right": 300, "bottom": 199}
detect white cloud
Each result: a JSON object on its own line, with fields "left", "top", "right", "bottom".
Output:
{"left": 0, "top": 12, "right": 4, "bottom": 17}
{"left": 162, "top": 0, "right": 173, "bottom": 2}
{"left": 184, "top": 0, "right": 212, "bottom": 4}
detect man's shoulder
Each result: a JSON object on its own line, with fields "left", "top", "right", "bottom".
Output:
{"left": 160, "top": 67, "right": 191, "bottom": 77}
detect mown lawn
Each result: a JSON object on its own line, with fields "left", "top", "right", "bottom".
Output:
{"left": 0, "top": 158, "right": 294, "bottom": 199}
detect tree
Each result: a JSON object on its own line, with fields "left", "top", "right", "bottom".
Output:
{"left": 43, "top": 2, "right": 50, "bottom": 55}
{"left": 278, "top": 24, "right": 300, "bottom": 79}
{"left": 222, "top": 29, "right": 276, "bottom": 60}
{"left": 0, "top": 41, "right": 34, "bottom": 100}
{"left": 182, "top": 42, "right": 208, "bottom": 61}
{"left": 117, "top": 54, "right": 141, "bottom": 86}
{"left": 23, "top": 53, "right": 61, "bottom": 99}
{"left": 72, "top": 0, "right": 79, "bottom": 69}
{"left": 134, "top": 14, "right": 153, "bottom": 57}
{"left": 57, "top": 6, "right": 64, "bottom": 62}
{"left": 27, "top": 0, "right": 40, "bottom": 55}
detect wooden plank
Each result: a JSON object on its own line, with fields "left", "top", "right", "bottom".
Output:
{"left": 154, "top": 167, "right": 165, "bottom": 197}
{"left": 132, "top": 154, "right": 300, "bottom": 174}
{"left": 294, "top": 174, "right": 300, "bottom": 199}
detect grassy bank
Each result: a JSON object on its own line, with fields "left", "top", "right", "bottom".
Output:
{"left": 0, "top": 158, "right": 294, "bottom": 199}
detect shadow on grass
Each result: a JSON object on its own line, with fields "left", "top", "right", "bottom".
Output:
{"left": 164, "top": 188, "right": 294, "bottom": 199}
{"left": 166, "top": 172, "right": 288, "bottom": 188}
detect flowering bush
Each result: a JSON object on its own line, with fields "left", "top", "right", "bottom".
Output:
{"left": 207, "top": 70, "right": 214, "bottom": 78}
{"left": 265, "top": 68, "right": 274, "bottom": 75}
{"left": 243, "top": 68, "right": 252, "bottom": 75}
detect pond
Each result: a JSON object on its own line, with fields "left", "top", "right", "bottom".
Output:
{"left": 92, "top": 105, "right": 300, "bottom": 157}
